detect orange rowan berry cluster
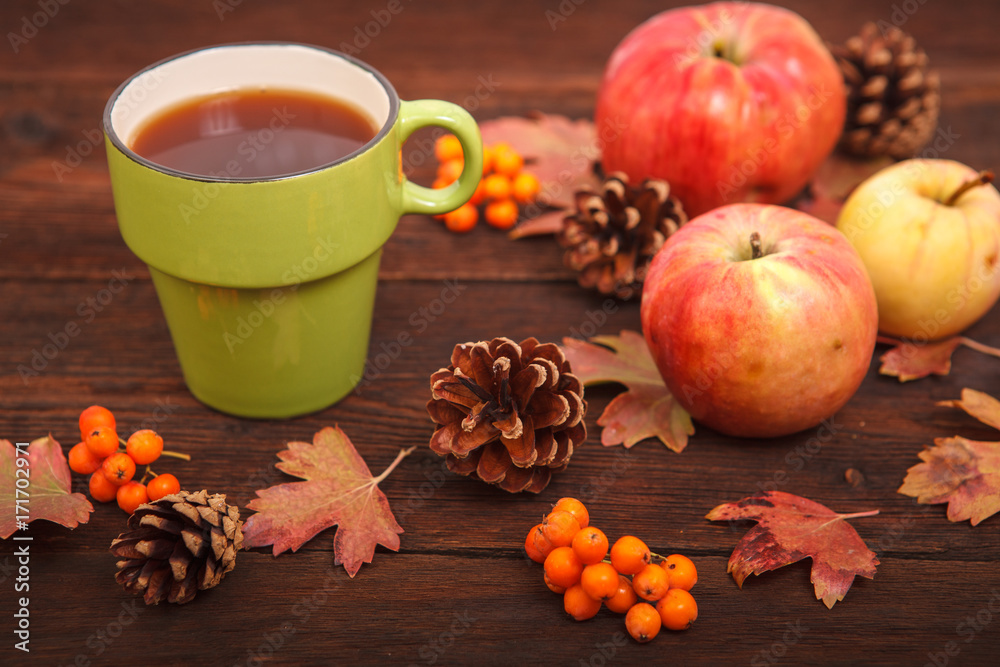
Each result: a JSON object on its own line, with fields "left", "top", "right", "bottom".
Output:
{"left": 432, "top": 134, "right": 540, "bottom": 233}
{"left": 68, "top": 405, "right": 189, "bottom": 514}
{"left": 525, "top": 497, "right": 699, "bottom": 643}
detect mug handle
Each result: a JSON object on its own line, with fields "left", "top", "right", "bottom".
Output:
{"left": 398, "top": 99, "right": 483, "bottom": 216}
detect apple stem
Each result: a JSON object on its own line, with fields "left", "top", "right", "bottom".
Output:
{"left": 943, "top": 170, "right": 994, "bottom": 207}
{"left": 750, "top": 232, "right": 762, "bottom": 260}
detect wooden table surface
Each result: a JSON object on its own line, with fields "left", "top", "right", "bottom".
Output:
{"left": 3, "top": 1, "right": 1000, "bottom": 665}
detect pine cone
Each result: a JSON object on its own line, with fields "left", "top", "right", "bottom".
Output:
{"left": 110, "top": 490, "right": 243, "bottom": 605}
{"left": 426, "top": 337, "right": 586, "bottom": 493}
{"left": 558, "top": 172, "right": 686, "bottom": 300}
{"left": 831, "top": 22, "right": 941, "bottom": 159}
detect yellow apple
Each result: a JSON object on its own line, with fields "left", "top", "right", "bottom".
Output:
{"left": 836, "top": 159, "right": 1000, "bottom": 340}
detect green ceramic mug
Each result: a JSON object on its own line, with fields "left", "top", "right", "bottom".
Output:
{"left": 103, "top": 43, "right": 482, "bottom": 418}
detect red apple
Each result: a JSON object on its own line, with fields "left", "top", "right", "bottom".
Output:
{"left": 640, "top": 204, "right": 877, "bottom": 438}
{"left": 596, "top": 2, "right": 846, "bottom": 217}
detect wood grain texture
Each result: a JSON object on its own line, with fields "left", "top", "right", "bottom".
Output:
{"left": 2, "top": 1, "right": 1000, "bottom": 665}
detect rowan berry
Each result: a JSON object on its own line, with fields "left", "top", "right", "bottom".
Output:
{"left": 544, "top": 571, "right": 566, "bottom": 595}
{"left": 482, "top": 173, "right": 512, "bottom": 201}
{"left": 625, "top": 602, "right": 662, "bottom": 642}
{"left": 484, "top": 199, "right": 519, "bottom": 230}
{"left": 79, "top": 405, "right": 115, "bottom": 441}
{"left": 85, "top": 425, "right": 120, "bottom": 458}
{"left": 610, "top": 535, "right": 651, "bottom": 575}
{"left": 512, "top": 172, "right": 540, "bottom": 203}
{"left": 662, "top": 554, "right": 698, "bottom": 591}
{"left": 571, "top": 525, "right": 609, "bottom": 565}
{"left": 68, "top": 441, "right": 103, "bottom": 475}
{"left": 88, "top": 470, "right": 118, "bottom": 503}
{"left": 116, "top": 481, "right": 148, "bottom": 514}
{"left": 604, "top": 574, "right": 638, "bottom": 614}
{"left": 492, "top": 143, "right": 524, "bottom": 176}
{"left": 125, "top": 429, "right": 164, "bottom": 465}
{"left": 437, "top": 157, "right": 464, "bottom": 184}
{"left": 469, "top": 178, "right": 487, "bottom": 206}
{"left": 101, "top": 452, "right": 136, "bottom": 486}
{"left": 632, "top": 563, "right": 670, "bottom": 602}
{"left": 481, "top": 145, "right": 495, "bottom": 175}
{"left": 552, "top": 497, "right": 589, "bottom": 529}
{"left": 540, "top": 509, "right": 581, "bottom": 548}
{"left": 443, "top": 203, "right": 478, "bottom": 233}
{"left": 657, "top": 588, "right": 698, "bottom": 631}
{"left": 146, "top": 473, "right": 181, "bottom": 501}
{"left": 525, "top": 523, "right": 549, "bottom": 563}
{"left": 434, "top": 134, "right": 463, "bottom": 163}
{"left": 563, "top": 584, "right": 602, "bottom": 621}
{"left": 580, "top": 562, "right": 620, "bottom": 601}
{"left": 544, "top": 546, "right": 584, "bottom": 589}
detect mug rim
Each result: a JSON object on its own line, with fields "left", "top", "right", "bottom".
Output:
{"left": 102, "top": 41, "right": 401, "bottom": 183}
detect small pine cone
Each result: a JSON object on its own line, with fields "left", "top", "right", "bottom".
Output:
{"left": 831, "top": 22, "right": 941, "bottom": 159}
{"left": 426, "top": 337, "right": 586, "bottom": 493}
{"left": 558, "top": 172, "right": 686, "bottom": 300}
{"left": 110, "top": 490, "right": 244, "bottom": 605}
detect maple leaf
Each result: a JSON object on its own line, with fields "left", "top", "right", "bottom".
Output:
{"left": 561, "top": 330, "right": 693, "bottom": 452}
{"left": 1, "top": 436, "right": 93, "bottom": 539}
{"left": 479, "top": 112, "right": 600, "bottom": 208}
{"left": 793, "top": 153, "right": 892, "bottom": 224}
{"left": 877, "top": 335, "right": 1000, "bottom": 381}
{"left": 898, "top": 388, "right": 1000, "bottom": 525}
{"left": 243, "top": 427, "right": 414, "bottom": 577}
{"left": 706, "top": 491, "right": 879, "bottom": 609}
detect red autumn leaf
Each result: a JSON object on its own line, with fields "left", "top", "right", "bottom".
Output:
{"left": 480, "top": 112, "right": 601, "bottom": 208}
{"left": 878, "top": 335, "right": 1000, "bottom": 381}
{"left": 1, "top": 436, "right": 93, "bottom": 539}
{"left": 507, "top": 208, "right": 569, "bottom": 239}
{"left": 243, "top": 426, "right": 414, "bottom": 577}
{"left": 561, "top": 330, "right": 693, "bottom": 452}
{"left": 706, "top": 491, "right": 879, "bottom": 609}
{"left": 898, "top": 388, "right": 1000, "bottom": 525}
{"left": 793, "top": 153, "right": 892, "bottom": 224}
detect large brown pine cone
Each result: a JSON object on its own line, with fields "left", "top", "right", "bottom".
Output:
{"left": 426, "top": 337, "right": 586, "bottom": 493}
{"left": 110, "top": 490, "right": 243, "bottom": 605}
{"left": 831, "top": 22, "right": 941, "bottom": 159}
{"left": 558, "top": 172, "right": 686, "bottom": 301}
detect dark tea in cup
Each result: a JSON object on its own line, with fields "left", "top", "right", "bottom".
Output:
{"left": 130, "top": 88, "right": 379, "bottom": 179}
